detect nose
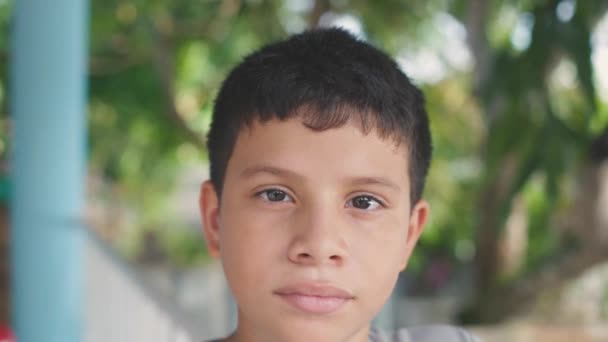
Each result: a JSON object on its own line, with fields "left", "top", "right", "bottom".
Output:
{"left": 287, "top": 205, "right": 348, "bottom": 267}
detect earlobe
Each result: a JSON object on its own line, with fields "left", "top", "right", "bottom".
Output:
{"left": 199, "top": 180, "right": 222, "bottom": 258}
{"left": 399, "top": 200, "right": 430, "bottom": 270}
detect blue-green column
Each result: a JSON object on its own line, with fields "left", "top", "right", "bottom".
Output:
{"left": 10, "top": 1, "right": 89, "bottom": 341}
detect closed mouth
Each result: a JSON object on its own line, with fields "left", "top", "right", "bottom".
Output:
{"left": 274, "top": 282, "right": 354, "bottom": 314}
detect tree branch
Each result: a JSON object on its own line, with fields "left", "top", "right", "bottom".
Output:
{"left": 472, "top": 157, "right": 608, "bottom": 322}
{"left": 147, "top": 19, "right": 206, "bottom": 150}
{"left": 480, "top": 245, "right": 608, "bottom": 322}
{"left": 464, "top": 0, "right": 492, "bottom": 96}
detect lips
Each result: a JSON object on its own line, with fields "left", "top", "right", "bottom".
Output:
{"left": 274, "top": 282, "right": 354, "bottom": 314}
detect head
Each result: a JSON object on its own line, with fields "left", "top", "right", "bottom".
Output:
{"left": 199, "top": 28, "right": 432, "bottom": 341}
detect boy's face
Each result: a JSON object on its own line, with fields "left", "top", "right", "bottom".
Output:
{"left": 200, "top": 118, "right": 428, "bottom": 342}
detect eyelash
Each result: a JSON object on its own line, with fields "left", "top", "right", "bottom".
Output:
{"left": 346, "top": 194, "right": 386, "bottom": 210}
{"left": 255, "top": 188, "right": 294, "bottom": 203}
{"left": 254, "top": 188, "right": 386, "bottom": 210}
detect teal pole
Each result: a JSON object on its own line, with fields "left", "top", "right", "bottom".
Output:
{"left": 10, "top": 1, "right": 89, "bottom": 341}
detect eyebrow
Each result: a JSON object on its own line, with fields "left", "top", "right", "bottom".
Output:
{"left": 347, "top": 176, "right": 401, "bottom": 192}
{"left": 240, "top": 165, "right": 303, "bottom": 180}
{"left": 239, "top": 165, "right": 401, "bottom": 192}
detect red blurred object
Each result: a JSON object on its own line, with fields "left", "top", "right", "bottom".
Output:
{"left": 0, "top": 323, "right": 15, "bottom": 342}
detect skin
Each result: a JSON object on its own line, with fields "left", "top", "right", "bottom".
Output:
{"left": 199, "top": 118, "right": 429, "bottom": 342}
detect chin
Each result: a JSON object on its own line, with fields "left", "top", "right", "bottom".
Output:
{"left": 275, "top": 328, "right": 342, "bottom": 342}
{"left": 270, "top": 316, "right": 364, "bottom": 342}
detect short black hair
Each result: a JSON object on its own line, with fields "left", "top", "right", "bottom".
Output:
{"left": 207, "top": 28, "right": 432, "bottom": 205}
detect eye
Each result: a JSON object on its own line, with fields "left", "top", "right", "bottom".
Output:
{"left": 256, "top": 188, "right": 294, "bottom": 203}
{"left": 347, "top": 195, "right": 384, "bottom": 210}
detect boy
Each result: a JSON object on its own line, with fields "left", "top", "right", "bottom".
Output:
{"left": 199, "top": 28, "right": 479, "bottom": 342}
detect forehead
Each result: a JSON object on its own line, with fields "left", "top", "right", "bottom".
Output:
{"left": 224, "top": 118, "right": 411, "bottom": 193}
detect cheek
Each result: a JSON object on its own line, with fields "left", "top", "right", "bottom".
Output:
{"left": 356, "top": 247, "right": 403, "bottom": 316}
{"left": 351, "top": 213, "right": 408, "bottom": 264}
{"left": 351, "top": 215, "right": 407, "bottom": 300}
{"left": 357, "top": 237, "right": 404, "bottom": 284}
{"left": 218, "top": 200, "right": 286, "bottom": 290}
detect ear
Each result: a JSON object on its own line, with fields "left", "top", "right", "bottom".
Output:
{"left": 399, "top": 199, "right": 430, "bottom": 270}
{"left": 199, "top": 180, "right": 222, "bottom": 258}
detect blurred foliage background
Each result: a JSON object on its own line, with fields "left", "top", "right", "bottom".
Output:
{"left": 1, "top": 0, "right": 608, "bottom": 325}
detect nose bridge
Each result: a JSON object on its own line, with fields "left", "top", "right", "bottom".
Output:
{"left": 305, "top": 202, "right": 336, "bottom": 240}
{"left": 288, "top": 199, "right": 348, "bottom": 265}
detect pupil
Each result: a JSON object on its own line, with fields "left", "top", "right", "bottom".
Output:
{"left": 268, "top": 190, "right": 285, "bottom": 201}
{"left": 354, "top": 196, "right": 371, "bottom": 209}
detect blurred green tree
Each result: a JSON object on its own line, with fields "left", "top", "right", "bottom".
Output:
{"left": 449, "top": 0, "right": 608, "bottom": 322}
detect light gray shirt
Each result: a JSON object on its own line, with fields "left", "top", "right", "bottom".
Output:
{"left": 206, "top": 325, "right": 481, "bottom": 342}
{"left": 369, "top": 325, "right": 481, "bottom": 342}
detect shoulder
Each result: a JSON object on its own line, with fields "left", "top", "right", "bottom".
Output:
{"left": 370, "top": 324, "right": 481, "bottom": 342}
